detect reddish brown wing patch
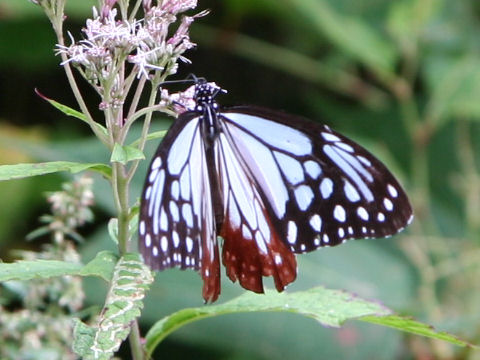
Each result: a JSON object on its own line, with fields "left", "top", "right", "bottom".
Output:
{"left": 220, "top": 201, "right": 297, "bottom": 294}
{"left": 199, "top": 172, "right": 221, "bottom": 303}
{"left": 200, "top": 238, "right": 220, "bottom": 303}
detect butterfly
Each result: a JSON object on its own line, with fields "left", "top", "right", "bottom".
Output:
{"left": 138, "top": 77, "right": 413, "bottom": 303}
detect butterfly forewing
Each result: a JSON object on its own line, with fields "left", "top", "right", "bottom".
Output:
{"left": 139, "top": 113, "right": 221, "bottom": 301}
{"left": 220, "top": 106, "right": 413, "bottom": 253}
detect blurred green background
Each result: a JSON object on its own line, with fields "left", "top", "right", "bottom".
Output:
{"left": 1, "top": 0, "right": 480, "bottom": 359}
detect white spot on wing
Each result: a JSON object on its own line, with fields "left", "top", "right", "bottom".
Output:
{"left": 358, "top": 156, "right": 371, "bottom": 167}
{"left": 152, "top": 156, "right": 162, "bottom": 170}
{"left": 186, "top": 236, "right": 193, "bottom": 252}
{"left": 169, "top": 201, "right": 179, "bottom": 222}
{"left": 377, "top": 212, "right": 385, "bottom": 222}
{"left": 320, "top": 178, "right": 334, "bottom": 199}
{"left": 304, "top": 160, "right": 322, "bottom": 179}
{"left": 287, "top": 221, "right": 297, "bottom": 245}
{"left": 336, "top": 142, "right": 354, "bottom": 153}
{"left": 357, "top": 206, "right": 369, "bottom": 221}
{"left": 139, "top": 221, "right": 145, "bottom": 235}
{"left": 150, "top": 169, "right": 165, "bottom": 218}
{"left": 309, "top": 214, "right": 322, "bottom": 232}
{"left": 322, "top": 132, "right": 341, "bottom": 142}
{"left": 172, "top": 231, "right": 180, "bottom": 248}
{"left": 161, "top": 236, "right": 168, "bottom": 252}
{"left": 274, "top": 151, "right": 304, "bottom": 185}
{"left": 323, "top": 234, "right": 329, "bottom": 243}
{"left": 148, "top": 168, "right": 159, "bottom": 183}
{"left": 255, "top": 231, "right": 268, "bottom": 254}
{"left": 384, "top": 198, "right": 394, "bottom": 211}
{"left": 334, "top": 205, "right": 346, "bottom": 222}
{"left": 145, "top": 233, "right": 151, "bottom": 247}
{"left": 145, "top": 186, "right": 152, "bottom": 200}
{"left": 387, "top": 184, "right": 398, "bottom": 198}
{"left": 160, "top": 207, "right": 168, "bottom": 231}
{"left": 179, "top": 165, "right": 191, "bottom": 201}
{"left": 274, "top": 254, "right": 282, "bottom": 265}
{"left": 171, "top": 180, "right": 180, "bottom": 200}
{"left": 242, "top": 224, "right": 253, "bottom": 240}
{"left": 182, "top": 203, "right": 194, "bottom": 227}
{"left": 228, "top": 195, "right": 241, "bottom": 229}
{"left": 294, "top": 185, "right": 314, "bottom": 211}
{"left": 407, "top": 213, "right": 414, "bottom": 224}
{"left": 344, "top": 180, "right": 360, "bottom": 202}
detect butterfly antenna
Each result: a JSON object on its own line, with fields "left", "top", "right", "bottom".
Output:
{"left": 159, "top": 74, "right": 209, "bottom": 87}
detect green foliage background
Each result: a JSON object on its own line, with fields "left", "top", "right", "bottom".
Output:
{"left": 1, "top": 0, "right": 480, "bottom": 358}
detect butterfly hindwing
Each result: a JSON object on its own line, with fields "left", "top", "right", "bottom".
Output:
{"left": 214, "top": 130, "right": 297, "bottom": 294}
{"left": 220, "top": 106, "right": 413, "bottom": 253}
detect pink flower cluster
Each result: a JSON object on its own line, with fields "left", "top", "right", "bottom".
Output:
{"left": 56, "top": 0, "right": 203, "bottom": 85}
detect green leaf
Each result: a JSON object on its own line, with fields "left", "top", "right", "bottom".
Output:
{"left": 426, "top": 56, "right": 480, "bottom": 125}
{"left": 128, "top": 211, "right": 139, "bottom": 241}
{"left": 362, "top": 315, "right": 474, "bottom": 347}
{"left": 145, "top": 287, "right": 474, "bottom": 356}
{"left": 25, "top": 225, "right": 51, "bottom": 241}
{"left": 287, "top": 0, "right": 397, "bottom": 74}
{"left": 73, "top": 253, "right": 154, "bottom": 360}
{"left": 39, "top": 93, "right": 108, "bottom": 136}
{"left": 129, "top": 130, "right": 168, "bottom": 147}
{"left": 0, "top": 251, "right": 118, "bottom": 282}
{"left": 107, "top": 218, "right": 119, "bottom": 245}
{"left": 387, "top": 1, "right": 417, "bottom": 42}
{"left": 0, "top": 161, "right": 111, "bottom": 181}
{"left": 72, "top": 318, "right": 96, "bottom": 357}
{"left": 0, "top": 259, "right": 83, "bottom": 282}
{"left": 110, "top": 143, "right": 145, "bottom": 165}
{"left": 386, "top": 0, "right": 439, "bottom": 49}
{"left": 79, "top": 251, "right": 118, "bottom": 282}
{"left": 144, "top": 287, "right": 391, "bottom": 356}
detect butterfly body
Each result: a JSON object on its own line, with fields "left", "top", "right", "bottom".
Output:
{"left": 139, "top": 79, "right": 413, "bottom": 302}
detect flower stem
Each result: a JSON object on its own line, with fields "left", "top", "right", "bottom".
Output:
{"left": 129, "top": 321, "right": 145, "bottom": 360}
{"left": 113, "top": 162, "right": 131, "bottom": 254}
{"left": 111, "top": 159, "right": 145, "bottom": 360}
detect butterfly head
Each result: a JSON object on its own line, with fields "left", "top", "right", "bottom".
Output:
{"left": 193, "top": 78, "right": 226, "bottom": 113}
